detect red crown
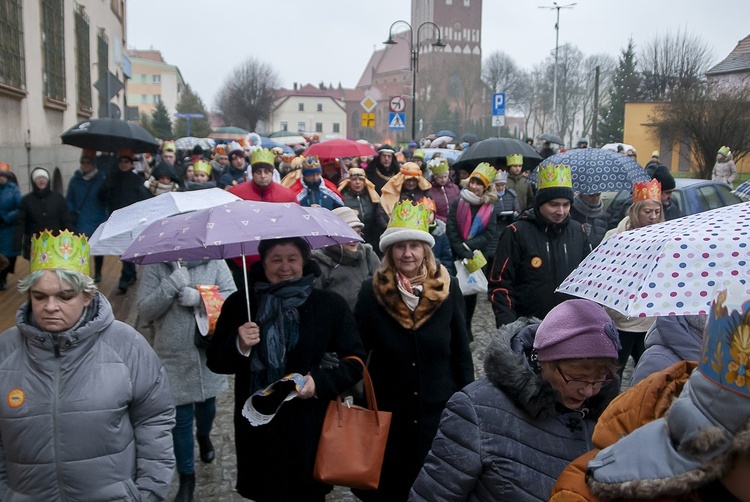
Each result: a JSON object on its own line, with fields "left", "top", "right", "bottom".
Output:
{"left": 633, "top": 179, "right": 661, "bottom": 203}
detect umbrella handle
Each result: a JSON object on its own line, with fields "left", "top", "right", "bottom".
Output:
{"left": 242, "top": 254, "right": 252, "bottom": 322}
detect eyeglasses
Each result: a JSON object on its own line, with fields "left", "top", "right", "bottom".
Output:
{"left": 556, "top": 367, "right": 612, "bottom": 391}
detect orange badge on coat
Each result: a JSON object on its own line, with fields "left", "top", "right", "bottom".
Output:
{"left": 7, "top": 389, "right": 24, "bottom": 408}
{"left": 531, "top": 257, "right": 543, "bottom": 268}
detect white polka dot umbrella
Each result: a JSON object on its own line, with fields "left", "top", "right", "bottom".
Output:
{"left": 558, "top": 201, "right": 750, "bottom": 317}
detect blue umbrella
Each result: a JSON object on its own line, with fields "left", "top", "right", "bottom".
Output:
{"left": 732, "top": 180, "right": 750, "bottom": 200}
{"left": 259, "top": 136, "right": 293, "bottom": 154}
{"left": 529, "top": 148, "right": 651, "bottom": 194}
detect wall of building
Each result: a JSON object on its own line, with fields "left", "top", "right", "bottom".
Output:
{"left": 272, "top": 97, "right": 347, "bottom": 139}
{"left": 126, "top": 57, "right": 183, "bottom": 118}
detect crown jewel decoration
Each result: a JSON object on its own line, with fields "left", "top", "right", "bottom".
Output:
{"left": 470, "top": 162, "right": 496, "bottom": 187}
{"left": 700, "top": 288, "right": 750, "bottom": 397}
{"left": 387, "top": 199, "right": 434, "bottom": 233}
{"left": 537, "top": 163, "right": 573, "bottom": 190}
{"left": 506, "top": 154, "right": 523, "bottom": 166}
{"left": 251, "top": 148, "right": 275, "bottom": 167}
{"left": 30, "top": 229, "right": 90, "bottom": 275}
{"left": 632, "top": 179, "right": 662, "bottom": 203}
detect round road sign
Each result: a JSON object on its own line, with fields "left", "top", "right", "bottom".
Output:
{"left": 389, "top": 96, "right": 406, "bottom": 113}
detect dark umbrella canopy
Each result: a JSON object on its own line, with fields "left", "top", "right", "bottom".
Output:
{"left": 538, "top": 133, "right": 564, "bottom": 145}
{"left": 434, "top": 129, "right": 457, "bottom": 138}
{"left": 529, "top": 148, "right": 652, "bottom": 194}
{"left": 460, "top": 133, "right": 479, "bottom": 143}
{"left": 61, "top": 118, "right": 159, "bottom": 153}
{"left": 454, "top": 138, "right": 542, "bottom": 171}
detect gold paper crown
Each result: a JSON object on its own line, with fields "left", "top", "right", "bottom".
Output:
{"left": 162, "top": 141, "right": 176, "bottom": 152}
{"left": 470, "top": 162, "right": 496, "bottom": 187}
{"left": 506, "top": 154, "right": 523, "bottom": 166}
{"left": 213, "top": 144, "right": 228, "bottom": 156}
{"left": 387, "top": 199, "right": 434, "bottom": 233}
{"left": 537, "top": 163, "right": 573, "bottom": 190}
{"left": 632, "top": 179, "right": 661, "bottom": 203}
{"left": 412, "top": 149, "right": 425, "bottom": 159}
{"left": 251, "top": 148, "right": 275, "bottom": 167}
{"left": 30, "top": 229, "right": 90, "bottom": 275}
{"left": 193, "top": 160, "right": 212, "bottom": 176}
{"left": 302, "top": 155, "right": 321, "bottom": 170}
{"left": 429, "top": 158, "right": 449, "bottom": 176}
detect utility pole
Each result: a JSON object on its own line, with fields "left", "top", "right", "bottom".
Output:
{"left": 538, "top": 2, "right": 576, "bottom": 134}
{"left": 592, "top": 66, "right": 600, "bottom": 147}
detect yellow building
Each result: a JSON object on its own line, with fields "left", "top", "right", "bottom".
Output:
{"left": 126, "top": 50, "right": 185, "bottom": 118}
{"left": 624, "top": 101, "right": 748, "bottom": 178}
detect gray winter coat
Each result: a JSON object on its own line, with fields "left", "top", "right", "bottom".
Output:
{"left": 0, "top": 293, "right": 175, "bottom": 501}
{"left": 310, "top": 243, "right": 380, "bottom": 311}
{"left": 630, "top": 315, "right": 706, "bottom": 386}
{"left": 410, "top": 319, "right": 619, "bottom": 502}
{"left": 137, "top": 260, "right": 236, "bottom": 406}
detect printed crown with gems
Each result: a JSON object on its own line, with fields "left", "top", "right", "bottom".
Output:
{"left": 251, "top": 148, "right": 275, "bottom": 166}
{"left": 30, "top": 229, "right": 90, "bottom": 275}
{"left": 632, "top": 179, "right": 661, "bottom": 203}
{"left": 506, "top": 154, "right": 523, "bottom": 166}
{"left": 537, "top": 163, "right": 573, "bottom": 190}
{"left": 387, "top": 199, "right": 433, "bottom": 233}
{"left": 470, "top": 162, "right": 496, "bottom": 187}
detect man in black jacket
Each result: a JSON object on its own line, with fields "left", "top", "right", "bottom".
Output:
{"left": 98, "top": 148, "right": 151, "bottom": 293}
{"left": 489, "top": 164, "right": 591, "bottom": 327}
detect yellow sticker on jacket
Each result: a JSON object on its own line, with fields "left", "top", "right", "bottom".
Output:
{"left": 531, "top": 257, "right": 543, "bottom": 268}
{"left": 7, "top": 389, "right": 24, "bottom": 408}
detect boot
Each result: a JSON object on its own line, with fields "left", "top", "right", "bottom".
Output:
{"left": 197, "top": 434, "right": 215, "bottom": 463}
{"left": 174, "top": 472, "right": 195, "bottom": 502}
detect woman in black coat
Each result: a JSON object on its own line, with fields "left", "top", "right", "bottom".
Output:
{"left": 352, "top": 200, "right": 475, "bottom": 501}
{"left": 14, "top": 167, "right": 74, "bottom": 259}
{"left": 206, "top": 237, "right": 365, "bottom": 502}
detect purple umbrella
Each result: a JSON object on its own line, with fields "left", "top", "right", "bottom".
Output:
{"left": 121, "top": 200, "right": 362, "bottom": 318}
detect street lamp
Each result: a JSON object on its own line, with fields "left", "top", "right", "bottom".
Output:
{"left": 384, "top": 20, "right": 445, "bottom": 141}
{"left": 538, "top": 2, "right": 576, "bottom": 134}
{"left": 174, "top": 112, "right": 204, "bottom": 137}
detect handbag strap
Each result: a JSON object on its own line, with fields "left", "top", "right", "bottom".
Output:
{"left": 339, "top": 356, "right": 384, "bottom": 433}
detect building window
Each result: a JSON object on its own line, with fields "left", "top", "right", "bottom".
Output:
{"left": 317, "top": 103, "right": 323, "bottom": 112}
{"left": 74, "top": 6, "right": 91, "bottom": 111}
{"left": 297, "top": 122, "right": 306, "bottom": 132}
{"left": 0, "top": 0, "right": 25, "bottom": 92}
{"left": 97, "top": 29, "right": 109, "bottom": 113}
{"left": 280, "top": 121, "right": 288, "bottom": 131}
{"left": 298, "top": 103, "right": 304, "bottom": 111}
{"left": 41, "top": 0, "right": 66, "bottom": 103}
{"left": 464, "top": 0, "right": 470, "bottom": 5}
{"left": 152, "top": 74, "right": 160, "bottom": 83}
{"left": 315, "top": 122, "right": 323, "bottom": 133}
{"left": 153, "top": 94, "right": 161, "bottom": 103}
{"left": 333, "top": 123, "right": 340, "bottom": 133}
{"left": 141, "top": 94, "right": 147, "bottom": 103}
{"left": 446, "top": 0, "right": 452, "bottom": 4}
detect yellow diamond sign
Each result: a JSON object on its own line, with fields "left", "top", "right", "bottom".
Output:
{"left": 360, "top": 95, "right": 377, "bottom": 112}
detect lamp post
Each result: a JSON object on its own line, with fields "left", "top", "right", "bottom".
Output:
{"left": 538, "top": 2, "right": 576, "bottom": 134}
{"left": 173, "top": 112, "right": 204, "bottom": 137}
{"left": 384, "top": 20, "right": 445, "bottom": 141}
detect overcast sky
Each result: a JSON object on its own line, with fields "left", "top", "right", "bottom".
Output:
{"left": 127, "top": 0, "right": 749, "bottom": 110}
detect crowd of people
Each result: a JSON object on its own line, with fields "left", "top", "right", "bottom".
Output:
{"left": 0, "top": 136, "right": 747, "bottom": 502}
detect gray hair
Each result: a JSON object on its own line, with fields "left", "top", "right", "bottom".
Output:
{"left": 18, "top": 269, "right": 97, "bottom": 297}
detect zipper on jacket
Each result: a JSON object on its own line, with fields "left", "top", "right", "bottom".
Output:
{"left": 52, "top": 352, "right": 67, "bottom": 501}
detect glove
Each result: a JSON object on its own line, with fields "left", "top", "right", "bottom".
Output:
{"left": 319, "top": 352, "right": 340, "bottom": 370}
{"left": 167, "top": 267, "right": 190, "bottom": 290}
{"left": 431, "top": 218, "right": 446, "bottom": 237}
{"left": 177, "top": 287, "right": 202, "bottom": 307}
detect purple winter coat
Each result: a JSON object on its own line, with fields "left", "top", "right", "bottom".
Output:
{"left": 429, "top": 180, "right": 460, "bottom": 223}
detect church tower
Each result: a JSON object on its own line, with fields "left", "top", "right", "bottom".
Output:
{"left": 412, "top": 0, "right": 482, "bottom": 72}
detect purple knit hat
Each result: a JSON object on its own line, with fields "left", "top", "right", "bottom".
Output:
{"left": 533, "top": 299, "right": 621, "bottom": 362}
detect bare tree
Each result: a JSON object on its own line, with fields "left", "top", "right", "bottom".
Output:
{"left": 579, "top": 54, "right": 616, "bottom": 142}
{"left": 482, "top": 51, "right": 532, "bottom": 136}
{"left": 639, "top": 30, "right": 713, "bottom": 101}
{"left": 652, "top": 84, "right": 750, "bottom": 178}
{"left": 446, "top": 58, "right": 488, "bottom": 133}
{"left": 216, "top": 58, "right": 280, "bottom": 132}
{"left": 551, "top": 44, "right": 585, "bottom": 144}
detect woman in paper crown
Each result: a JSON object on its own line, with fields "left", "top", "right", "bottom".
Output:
{"left": 0, "top": 230, "right": 175, "bottom": 500}
{"left": 550, "top": 286, "right": 750, "bottom": 502}
{"left": 446, "top": 162, "right": 498, "bottom": 340}
{"left": 427, "top": 157, "right": 460, "bottom": 223}
{"left": 137, "top": 255, "right": 236, "bottom": 501}
{"left": 352, "top": 199, "right": 474, "bottom": 501}
{"left": 207, "top": 236, "right": 366, "bottom": 501}
{"left": 603, "top": 179, "right": 664, "bottom": 378}
{"left": 376, "top": 161, "right": 432, "bottom": 230}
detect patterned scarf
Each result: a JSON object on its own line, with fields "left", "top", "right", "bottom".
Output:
{"left": 249, "top": 274, "right": 315, "bottom": 393}
{"left": 457, "top": 189, "right": 493, "bottom": 240}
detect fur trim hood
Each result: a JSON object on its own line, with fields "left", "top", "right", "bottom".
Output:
{"left": 483, "top": 318, "right": 619, "bottom": 421}
{"left": 372, "top": 264, "right": 450, "bottom": 330}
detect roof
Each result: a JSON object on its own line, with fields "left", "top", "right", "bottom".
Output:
{"left": 706, "top": 34, "right": 750, "bottom": 75}
{"left": 355, "top": 31, "right": 411, "bottom": 88}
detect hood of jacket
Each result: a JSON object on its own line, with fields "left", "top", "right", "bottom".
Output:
{"left": 646, "top": 315, "right": 706, "bottom": 361}
{"left": 483, "top": 317, "right": 619, "bottom": 421}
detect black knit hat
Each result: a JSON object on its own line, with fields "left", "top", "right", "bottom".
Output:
{"left": 535, "top": 185, "right": 574, "bottom": 208}
{"left": 651, "top": 165, "right": 676, "bottom": 191}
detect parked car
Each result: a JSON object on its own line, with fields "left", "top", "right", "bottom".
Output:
{"left": 607, "top": 178, "right": 744, "bottom": 222}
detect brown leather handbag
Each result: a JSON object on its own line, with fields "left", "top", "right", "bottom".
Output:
{"left": 313, "top": 355, "right": 392, "bottom": 490}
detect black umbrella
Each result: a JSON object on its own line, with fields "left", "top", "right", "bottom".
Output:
{"left": 61, "top": 118, "right": 159, "bottom": 153}
{"left": 453, "top": 138, "right": 542, "bottom": 171}
{"left": 538, "top": 133, "right": 564, "bottom": 145}
{"left": 460, "top": 133, "right": 479, "bottom": 144}
{"left": 434, "top": 129, "right": 457, "bottom": 138}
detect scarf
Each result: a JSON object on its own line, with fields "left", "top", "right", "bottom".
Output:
{"left": 396, "top": 268, "right": 426, "bottom": 312}
{"left": 572, "top": 196, "right": 604, "bottom": 218}
{"left": 81, "top": 167, "right": 99, "bottom": 181}
{"left": 457, "top": 189, "right": 493, "bottom": 240}
{"left": 249, "top": 274, "right": 315, "bottom": 393}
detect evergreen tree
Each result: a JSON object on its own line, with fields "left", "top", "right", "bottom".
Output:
{"left": 150, "top": 101, "right": 173, "bottom": 140}
{"left": 599, "top": 39, "right": 641, "bottom": 143}
{"left": 174, "top": 84, "right": 212, "bottom": 138}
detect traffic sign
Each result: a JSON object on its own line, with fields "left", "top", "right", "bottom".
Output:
{"left": 388, "top": 113, "right": 406, "bottom": 130}
{"left": 492, "top": 92, "right": 506, "bottom": 116}
{"left": 94, "top": 71, "right": 124, "bottom": 100}
{"left": 492, "top": 115, "right": 506, "bottom": 127}
{"left": 360, "top": 95, "right": 377, "bottom": 112}
{"left": 361, "top": 113, "right": 375, "bottom": 128}
{"left": 389, "top": 96, "right": 406, "bottom": 113}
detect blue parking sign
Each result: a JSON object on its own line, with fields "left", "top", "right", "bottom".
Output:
{"left": 492, "top": 92, "right": 506, "bottom": 116}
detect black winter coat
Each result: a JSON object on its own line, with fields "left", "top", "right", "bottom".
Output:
{"left": 489, "top": 209, "right": 591, "bottom": 327}
{"left": 353, "top": 267, "right": 474, "bottom": 501}
{"left": 14, "top": 187, "right": 74, "bottom": 259}
{"left": 341, "top": 188, "right": 381, "bottom": 248}
{"left": 365, "top": 159, "right": 399, "bottom": 194}
{"left": 206, "top": 262, "right": 365, "bottom": 502}
{"left": 98, "top": 168, "right": 151, "bottom": 212}
{"left": 446, "top": 196, "right": 497, "bottom": 261}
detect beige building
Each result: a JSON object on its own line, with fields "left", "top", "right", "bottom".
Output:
{"left": 126, "top": 50, "right": 185, "bottom": 118}
{"left": 267, "top": 84, "right": 350, "bottom": 139}
{"left": 0, "top": 1, "right": 127, "bottom": 194}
